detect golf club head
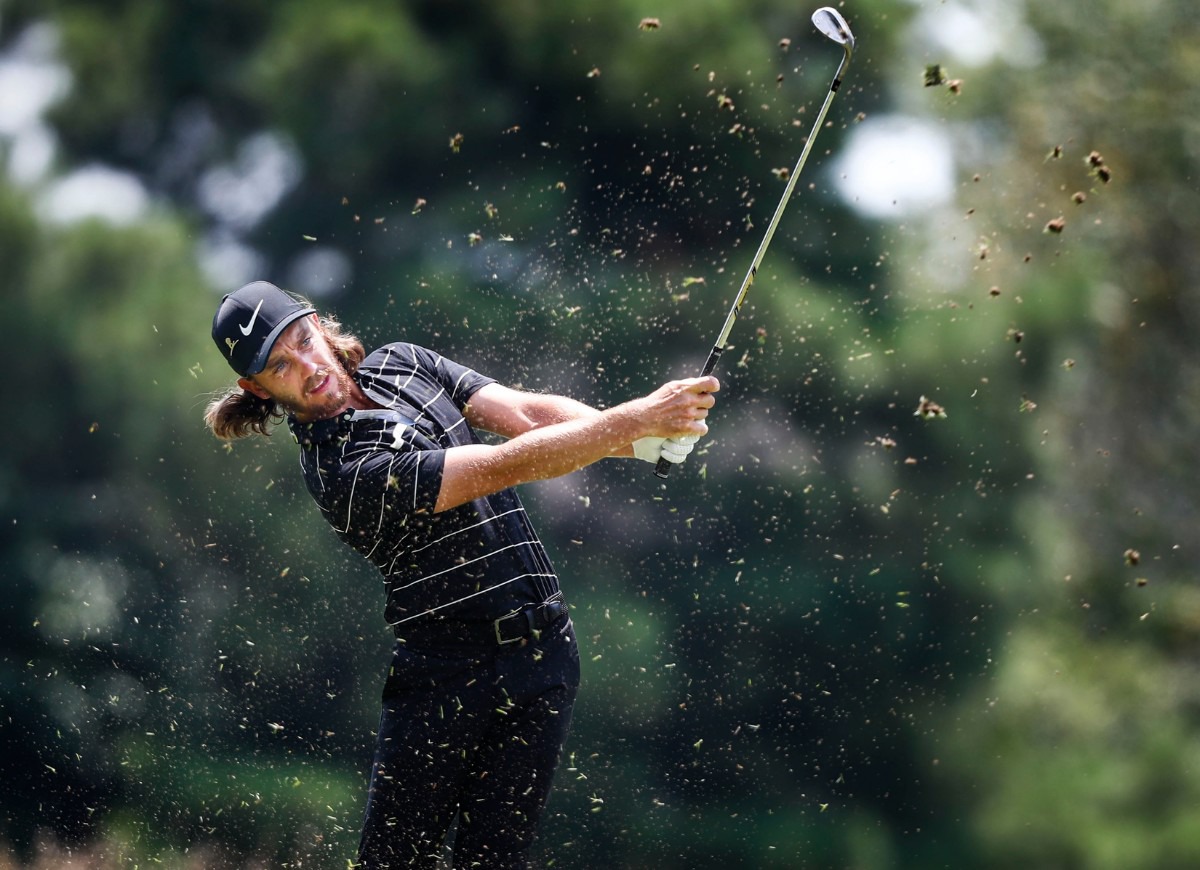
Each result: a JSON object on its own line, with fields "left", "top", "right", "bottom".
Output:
{"left": 812, "top": 6, "right": 855, "bottom": 57}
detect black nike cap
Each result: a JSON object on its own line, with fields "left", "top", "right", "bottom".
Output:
{"left": 212, "top": 281, "right": 316, "bottom": 377}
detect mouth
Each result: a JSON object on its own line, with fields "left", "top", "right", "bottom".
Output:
{"left": 306, "top": 372, "right": 331, "bottom": 397}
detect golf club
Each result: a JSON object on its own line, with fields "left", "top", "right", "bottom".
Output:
{"left": 656, "top": 6, "right": 856, "bottom": 479}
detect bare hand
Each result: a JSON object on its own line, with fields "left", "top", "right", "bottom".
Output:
{"left": 638, "top": 376, "right": 719, "bottom": 440}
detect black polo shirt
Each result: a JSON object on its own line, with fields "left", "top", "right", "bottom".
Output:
{"left": 287, "top": 343, "right": 561, "bottom": 630}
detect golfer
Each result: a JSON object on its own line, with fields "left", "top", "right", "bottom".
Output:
{"left": 204, "top": 281, "right": 717, "bottom": 868}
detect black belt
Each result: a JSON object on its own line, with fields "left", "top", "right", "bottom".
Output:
{"left": 397, "top": 593, "right": 568, "bottom": 648}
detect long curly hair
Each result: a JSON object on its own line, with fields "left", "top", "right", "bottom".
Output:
{"left": 204, "top": 312, "right": 366, "bottom": 440}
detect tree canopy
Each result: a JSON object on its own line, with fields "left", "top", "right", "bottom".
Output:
{"left": 2, "top": 0, "right": 1198, "bottom": 867}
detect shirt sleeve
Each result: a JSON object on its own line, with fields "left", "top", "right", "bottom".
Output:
{"left": 328, "top": 428, "right": 445, "bottom": 553}
{"left": 328, "top": 343, "right": 493, "bottom": 551}
{"left": 415, "top": 345, "right": 496, "bottom": 410}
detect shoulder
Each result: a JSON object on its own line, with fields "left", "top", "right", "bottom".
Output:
{"left": 361, "top": 342, "right": 432, "bottom": 372}
{"left": 363, "top": 343, "right": 492, "bottom": 387}
{"left": 362, "top": 342, "right": 480, "bottom": 375}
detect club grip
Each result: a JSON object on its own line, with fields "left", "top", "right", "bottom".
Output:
{"left": 653, "top": 455, "right": 673, "bottom": 479}
{"left": 653, "top": 346, "right": 724, "bottom": 480}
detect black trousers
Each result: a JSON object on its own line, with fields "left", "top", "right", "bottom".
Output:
{"left": 356, "top": 615, "right": 580, "bottom": 869}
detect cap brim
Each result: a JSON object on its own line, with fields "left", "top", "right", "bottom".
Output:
{"left": 245, "top": 307, "right": 317, "bottom": 375}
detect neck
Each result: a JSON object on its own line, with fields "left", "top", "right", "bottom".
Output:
{"left": 344, "top": 383, "right": 381, "bottom": 412}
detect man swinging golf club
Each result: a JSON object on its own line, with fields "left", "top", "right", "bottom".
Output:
{"left": 204, "top": 280, "right": 717, "bottom": 868}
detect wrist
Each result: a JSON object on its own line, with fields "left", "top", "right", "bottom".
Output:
{"left": 603, "top": 399, "right": 656, "bottom": 446}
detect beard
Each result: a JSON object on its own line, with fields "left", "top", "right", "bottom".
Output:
{"left": 285, "top": 365, "right": 357, "bottom": 422}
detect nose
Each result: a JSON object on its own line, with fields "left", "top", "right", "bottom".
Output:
{"left": 298, "top": 351, "right": 321, "bottom": 376}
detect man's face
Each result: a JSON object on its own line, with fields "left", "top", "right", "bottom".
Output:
{"left": 238, "top": 315, "right": 356, "bottom": 422}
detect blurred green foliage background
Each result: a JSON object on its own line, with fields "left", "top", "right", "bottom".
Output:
{"left": 2, "top": 0, "right": 1197, "bottom": 867}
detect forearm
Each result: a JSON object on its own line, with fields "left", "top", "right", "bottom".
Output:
{"left": 521, "top": 393, "right": 635, "bottom": 457}
{"left": 516, "top": 392, "right": 602, "bottom": 427}
{"left": 446, "top": 376, "right": 718, "bottom": 509}
{"left": 436, "top": 401, "right": 648, "bottom": 511}
{"left": 464, "top": 384, "right": 634, "bottom": 456}
{"left": 464, "top": 384, "right": 597, "bottom": 436}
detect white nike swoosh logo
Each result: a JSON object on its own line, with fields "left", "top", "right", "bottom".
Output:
{"left": 238, "top": 299, "right": 265, "bottom": 336}
{"left": 391, "top": 421, "right": 411, "bottom": 449}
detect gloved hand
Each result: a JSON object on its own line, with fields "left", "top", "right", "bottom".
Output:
{"left": 633, "top": 434, "right": 701, "bottom": 465}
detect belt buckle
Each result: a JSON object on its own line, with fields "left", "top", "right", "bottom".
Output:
{"left": 494, "top": 607, "right": 526, "bottom": 646}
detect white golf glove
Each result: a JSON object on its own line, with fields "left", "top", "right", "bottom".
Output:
{"left": 633, "top": 434, "right": 701, "bottom": 465}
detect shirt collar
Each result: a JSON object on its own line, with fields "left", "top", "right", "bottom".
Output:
{"left": 287, "top": 408, "right": 356, "bottom": 447}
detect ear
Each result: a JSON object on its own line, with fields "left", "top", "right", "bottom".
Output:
{"left": 238, "top": 376, "right": 272, "bottom": 401}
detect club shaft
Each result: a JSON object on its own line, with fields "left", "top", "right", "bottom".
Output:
{"left": 713, "top": 52, "right": 848, "bottom": 351}
{"left": 655, "top": 50, "right": 850, "bottom": 480}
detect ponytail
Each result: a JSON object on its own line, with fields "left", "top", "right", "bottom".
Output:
{"left": 204, "top": 388, "right": 282, "bottom": 440}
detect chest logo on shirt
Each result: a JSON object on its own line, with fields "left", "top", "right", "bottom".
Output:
{"left": 390, "top": 421, "right": 410, "bottom": 449}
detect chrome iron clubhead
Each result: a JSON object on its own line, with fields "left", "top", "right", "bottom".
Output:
{"left": 812, "top": 6, "right": 855, "bottom": 57}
